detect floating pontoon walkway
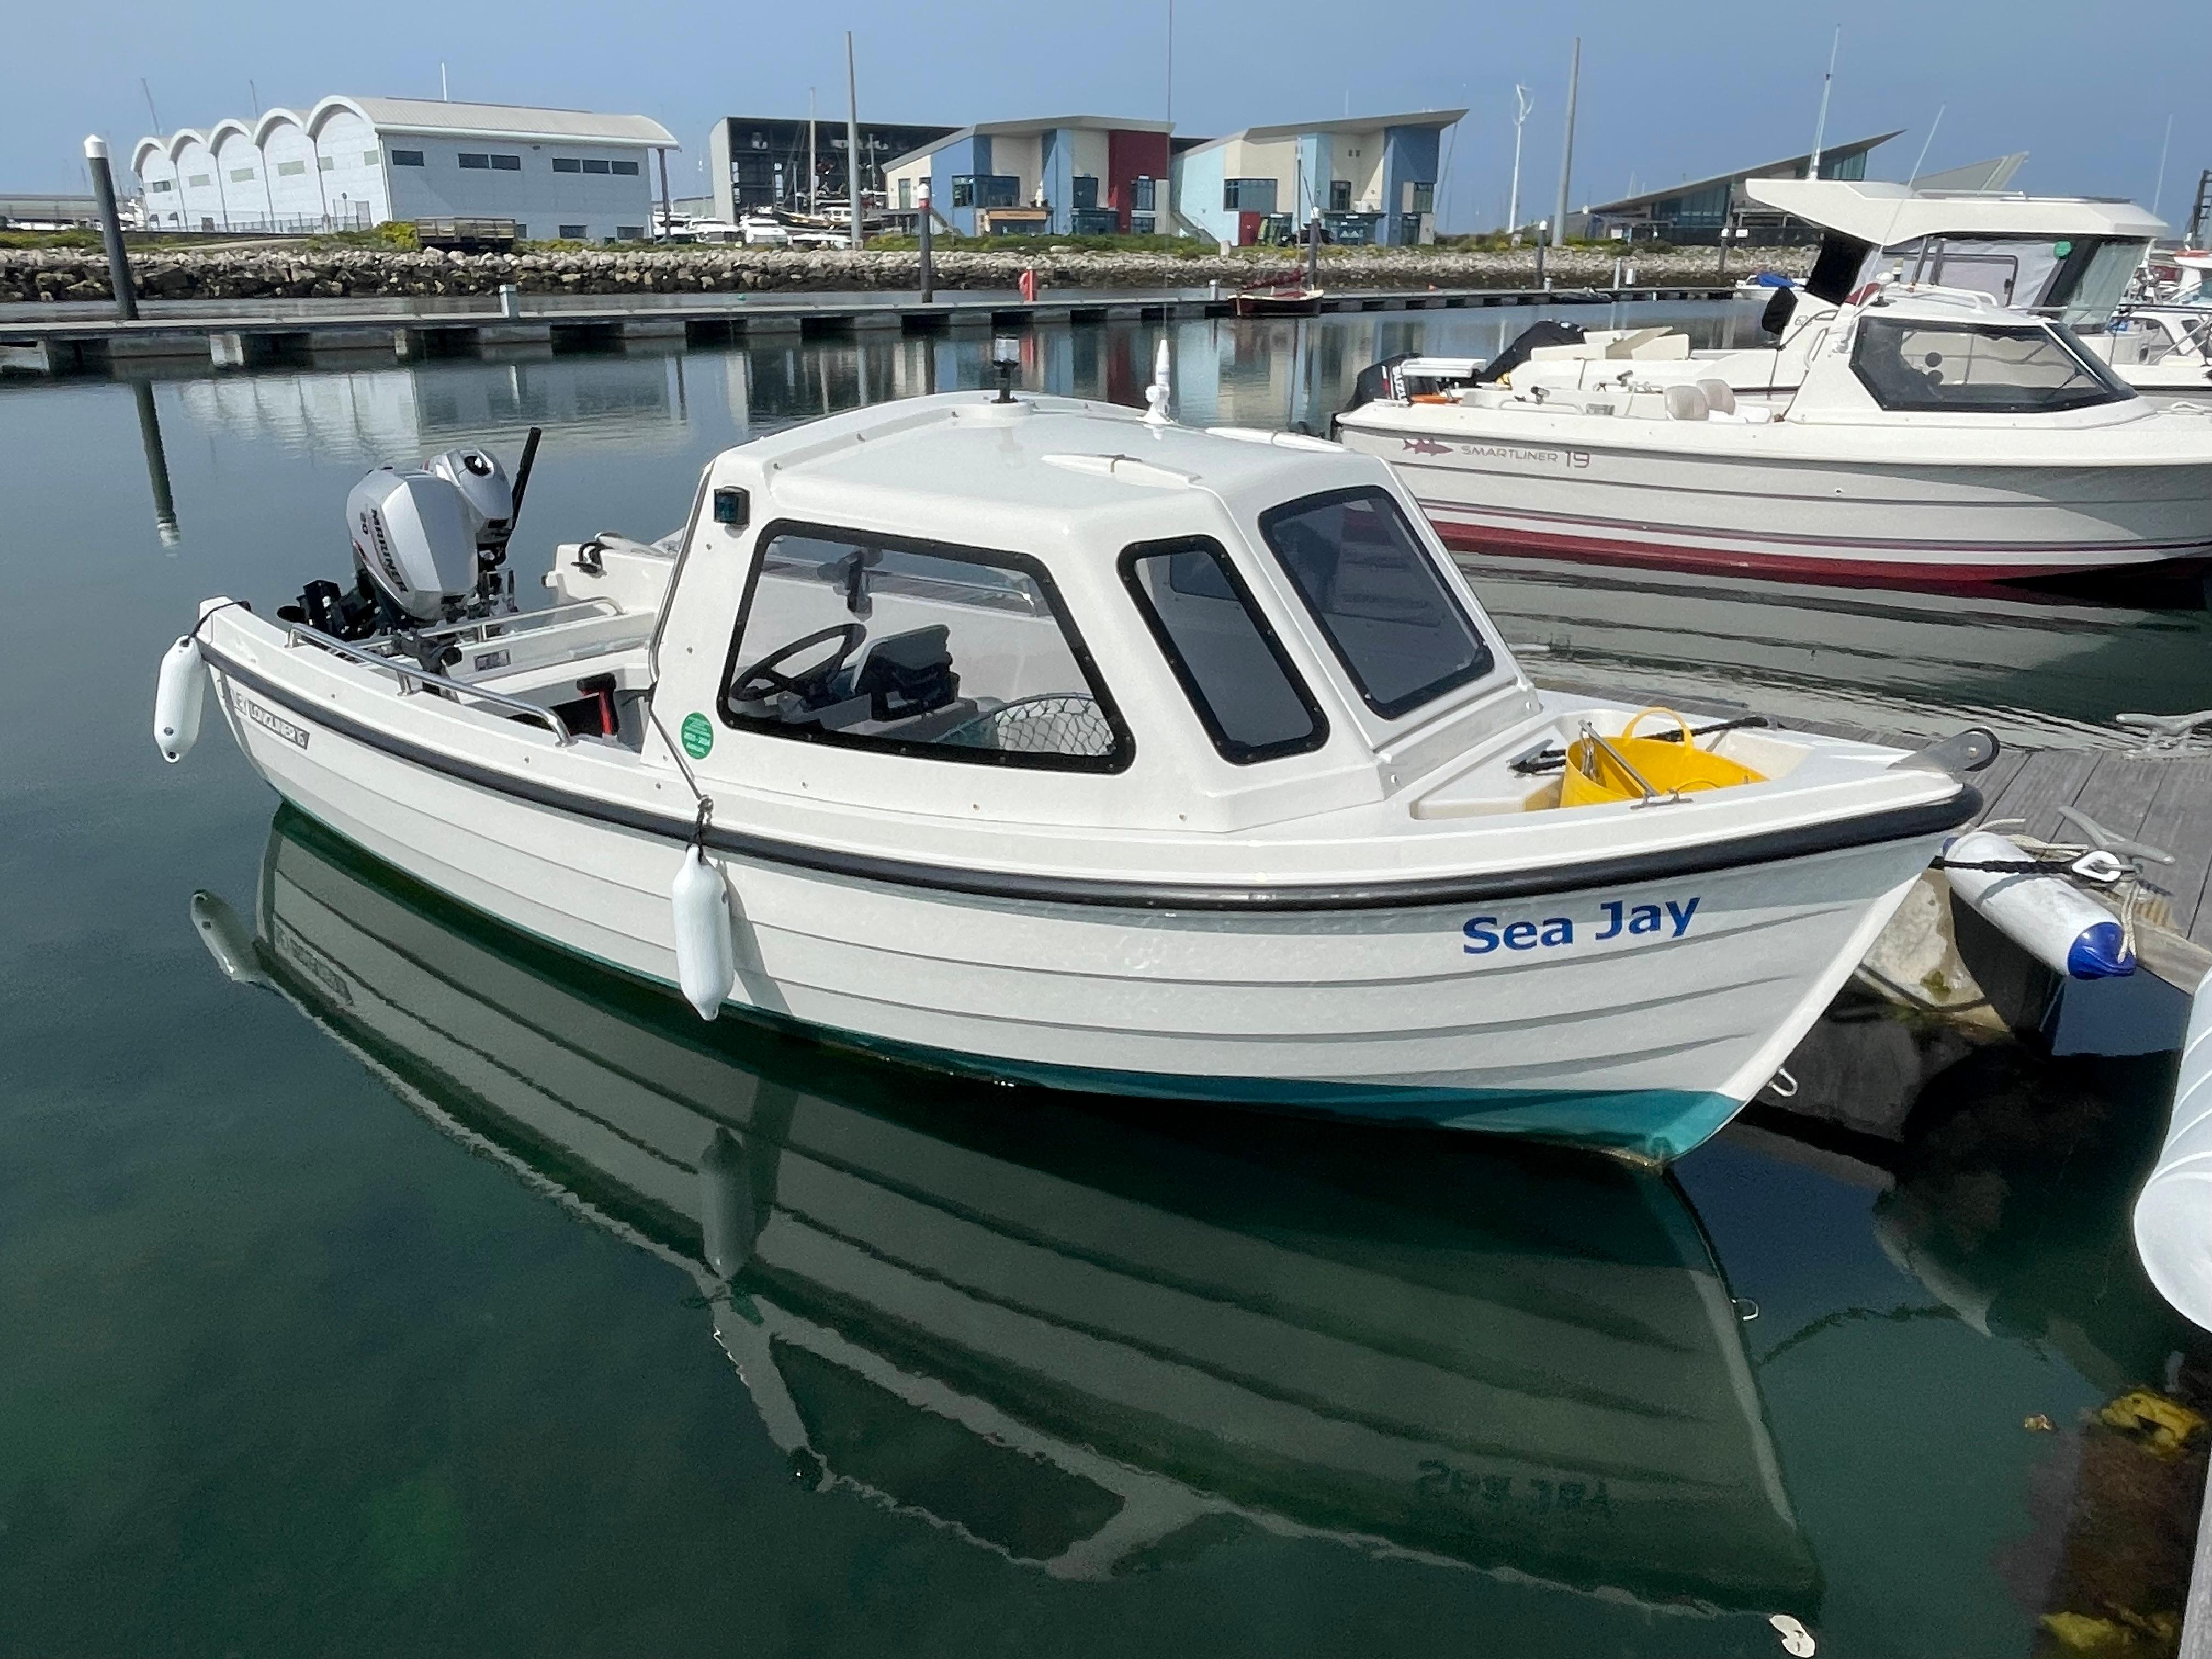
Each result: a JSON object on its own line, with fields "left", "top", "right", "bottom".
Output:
{"left": 0, "top": 283, "right": 1742, "bottom": 376}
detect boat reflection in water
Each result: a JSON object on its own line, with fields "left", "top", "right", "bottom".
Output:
{"left": 196, "top": 809, "right": 1819, "bottom": 1617}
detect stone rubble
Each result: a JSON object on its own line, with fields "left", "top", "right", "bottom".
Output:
{"left": 0, "top": 242, "right": 1813, "bottom": 304}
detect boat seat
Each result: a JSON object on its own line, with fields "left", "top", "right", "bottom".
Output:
{"left": 849, "top": 625, "right": 960, "bottom": 721}
{"left": 1696, "top": 378, "right": 1737, "bottom": 415}
{"left": 1664, "top": 384, "right": 1711, "bottom": 421}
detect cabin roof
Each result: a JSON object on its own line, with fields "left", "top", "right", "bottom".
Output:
{"left": 1745, "top": 177, "right": 2165, "bottom": 245}
{"left": 739, "top": 393, "right": 1379, "bottom": 528}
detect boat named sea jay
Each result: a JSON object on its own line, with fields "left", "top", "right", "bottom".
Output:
{"left": 154, "top": 357, "right": 1986, "bottom": 1159}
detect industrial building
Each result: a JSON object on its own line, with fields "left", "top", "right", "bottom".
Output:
{"left": 882, "top": 117, "right": 1173, "bottom": 236}
{"left": 1579, "top": 131, "right": 1903, "bottom": 242}
{"left": 1170, "top": 111, "right": 1464, "bottom": 246}
{"left": 131, "top": 97, "right": 678, "bottom": 241}
{"left": 707, "top": 116, "right": 958, "bottom": 224}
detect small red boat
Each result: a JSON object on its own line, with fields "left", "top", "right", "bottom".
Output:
{"left": 1232, "top": 281, "right": 1323, "bottom": 318}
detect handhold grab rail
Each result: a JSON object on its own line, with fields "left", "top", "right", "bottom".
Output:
{"left": 283, "top": 623, "right": 572, "bottom": 745}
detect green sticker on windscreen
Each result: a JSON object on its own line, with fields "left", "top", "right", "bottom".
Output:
{"left": 680, "top": 712, "right": 714, "bottom": 759}
{"left": 2053, "top": 241, "right": 2072, "bottom": 257}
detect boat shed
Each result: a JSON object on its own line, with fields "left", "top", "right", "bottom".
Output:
{"left": 1170, "top": 111, "right": 1465, "bottom": 247}
{"left": 707, "top": 115, "right": 960, "bottom": 224}
{"left": 1581, "top": 131, "right": 1902, "bottom": 244}
{"left": 131, "top": 97, "right": 678, "bottom": 242}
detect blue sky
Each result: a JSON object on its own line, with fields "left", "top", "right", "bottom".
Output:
{"left": 10, "top": 0, "right": 2209, "bottom": 229}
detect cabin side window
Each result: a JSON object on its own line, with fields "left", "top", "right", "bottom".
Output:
{"left": 1120, "top": 538, "right": 1328, "bottom": 765}
{"left": 1850, "top": 318, "right": 2131, "bottom": 414}
{"left": 1256, "top": 487, "right": 1495, "bottom": 720}
{"left": 718, "top": 524, "right": 1131, "bottom": 772}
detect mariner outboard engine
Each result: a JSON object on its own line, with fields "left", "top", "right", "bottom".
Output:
{"left": 281, "top": 428, "right": 541, "bottom": 645}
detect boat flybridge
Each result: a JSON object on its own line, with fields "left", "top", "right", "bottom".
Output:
{"left": 154, "top": 354, "right": 1987, "bottom": 1161}
{"left": 1339, "top": 284, "right": 2212, "bottom": 584}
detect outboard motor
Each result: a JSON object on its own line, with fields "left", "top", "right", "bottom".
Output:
{"left": 281, "top": 427, "right": 541, "bottom": 643}
{"left": 346, "top": 466, "right": 481, "bottom": 624}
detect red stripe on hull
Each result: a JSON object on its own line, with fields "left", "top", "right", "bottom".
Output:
{"left": 1424, "top": 514, "right": 2210, "bottom": 590}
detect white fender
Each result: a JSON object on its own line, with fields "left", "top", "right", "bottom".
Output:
{"left": 2134, "top": 967, "right": 2212, "bottom": 1330}
{"left": 1944, "top": 831, "right": 2134, "bottom": 980}
{"left": 154, "top": 634, "right": 206, "bottom": 763}
{"left": 671, "top": 844, "right": 737, "bottom": 1020}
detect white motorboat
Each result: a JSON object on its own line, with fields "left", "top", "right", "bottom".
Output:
{"left": 198, "top": 805, "right": 1820, "bottom": 1606}
{"left": 1472, "top": 180, "right": 2208, "bottom": 400}
{"left": 1337, "top": 286, "right": 2212, "bottom": 585}
{"left": 1744, "top": 177, "right": 2212, "bottom": 398}
{"left": 157, "top": 364, "right": 1985, "bottom": 1160}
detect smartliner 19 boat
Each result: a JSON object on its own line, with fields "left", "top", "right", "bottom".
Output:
{"left": 154, "top": 364, "right": 1984, "bottom": 1159}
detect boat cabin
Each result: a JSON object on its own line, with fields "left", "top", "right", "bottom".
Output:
{"left": 565, "top": 393, "right": 1549, "bottom": 834}
{"left": 1743, "top": 177, "right": 2164, "bottom": 329}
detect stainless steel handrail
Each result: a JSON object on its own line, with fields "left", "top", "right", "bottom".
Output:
{"left": 284, "top": 624, "right": 572, "bottom": 744}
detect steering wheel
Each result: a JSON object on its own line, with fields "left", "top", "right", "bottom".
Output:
{"left": 731, "top": 623, "right": 865, "bottom": 706}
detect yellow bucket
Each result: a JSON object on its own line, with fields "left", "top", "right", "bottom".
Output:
{"left": 1560, "top": 708, "right": 1766, "bottom": 808}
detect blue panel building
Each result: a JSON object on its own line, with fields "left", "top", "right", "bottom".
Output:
{"left": 1170, "top": 111, "right": 1464, "bottom": 246}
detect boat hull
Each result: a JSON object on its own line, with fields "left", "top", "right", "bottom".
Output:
{"left": 1341, "top": 425, "right": 2212, "bottom": 585}
{"left": 205, "top": 661, "right": 1946, "bottom": 1161}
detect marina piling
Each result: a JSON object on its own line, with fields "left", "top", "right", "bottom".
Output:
{"left": 82, "top": 136, "right": 137, "bottom": 323}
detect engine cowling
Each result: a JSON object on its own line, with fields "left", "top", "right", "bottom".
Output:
{"left": 345, "top": 467, "right": 478, "bottom": 622}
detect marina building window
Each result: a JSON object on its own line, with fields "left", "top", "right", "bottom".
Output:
{"left": 1259, "top": 487, "right": 1493, "bottom": 720}
{"left": 363, "top": 150, "right": 380, "bottom": 166}
{"left": 1121, "top": 538, "right": 1327, "bottom": 764}
{"left": 230, "top": 168, "right": 255, "bottom": 182}
{"left": 552, "top": 157, "right": 582, "bottom": 172}
{"left": 721, "top": 526, "right": 1130, "bottom": 772}
{"left": 951, "top": 174, "right": 1020, "bottom": 210}
{"left": 583, "top": 159, "right": 611, "bottom": 174}
{"left": 1130, "top": 177, "right": 1155, "bottom": 211}
{"left": 459, "top": 153, "right": 490, "bottom": 169}
{"left": 615, "top": 225, "right": 643, "bottom": 240}
{"left": 1850, "top": 318, "right": 2131, "bottom": 414}
{"left": 1408, "top": 182, "right": 1435, "bottom": 214}
{"left": 557, "top": 224, "right": 586, "bottom": 239}
{"left": 391, "top": 150, "right": 425, "bottom": 167}
{"left": 149, "top": 179, "right": 173, "bottom": 192}
{"left": 1328, "top": 180, "right": 1351, "bottom": 212}
{"left": 1222, "top": 178, "right": 1277, "bottom": 214}
{"left": 612, "top": 160, "right": 640, "bottom": 176}
{"left": 277, "top": 160, "right": 306, "bottom": 176}
{"left": 188, "top": 174, "right": 211, "bottom": 187}
{"left": 318, "top": 156, "right": 336, "bottom": 172}
{"left": 490, "top": 154, "right": 520, "bottom": 170}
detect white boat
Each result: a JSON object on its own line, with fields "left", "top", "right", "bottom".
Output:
{"left": 1336, "top": 285, "right": 2212, "bottom": 585}
{"left": 159, "top": 369, "right": 1984, "bottom": 1160}
{"left": 1744, "top": 177, "right": 2212, "bottom": 398}
{"left": 199, "top": 804, "right": 1821, "bottom": 1607}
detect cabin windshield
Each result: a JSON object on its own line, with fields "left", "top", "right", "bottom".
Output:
{"left": 1849, "top": 317, "right": 2132, "bottom": 414}
{"left": 1257, "top": 487, "right": 1494, "bottom": 720}
{"left": 718, "top": 526, "right": 1130, "bottom": 772}
{"left": 1120, "top": 538, "right": 1328, "bottom": 764}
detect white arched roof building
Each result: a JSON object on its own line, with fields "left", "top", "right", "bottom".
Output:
{"left": 132, "top": 95, "right": 678, "bottom": 241}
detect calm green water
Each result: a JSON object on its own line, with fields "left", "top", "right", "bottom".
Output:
{"left": 3, "top": 314, "right": 2207, "bottom": 1657}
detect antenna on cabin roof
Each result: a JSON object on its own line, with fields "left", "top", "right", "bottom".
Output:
{"left": 1143, "top": 337, "right": 1173, "bottom": 425}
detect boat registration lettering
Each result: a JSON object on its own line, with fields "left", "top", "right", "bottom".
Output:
{"left": 1463, "top": 896, "right": 1700, "bottom": 954}
{"left": 233, "top": 688, "right": 309, "bottom": 749}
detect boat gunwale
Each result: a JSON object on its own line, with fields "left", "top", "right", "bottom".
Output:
{"left": 205, "top": 639, "right": 1979, "bottom": 913}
